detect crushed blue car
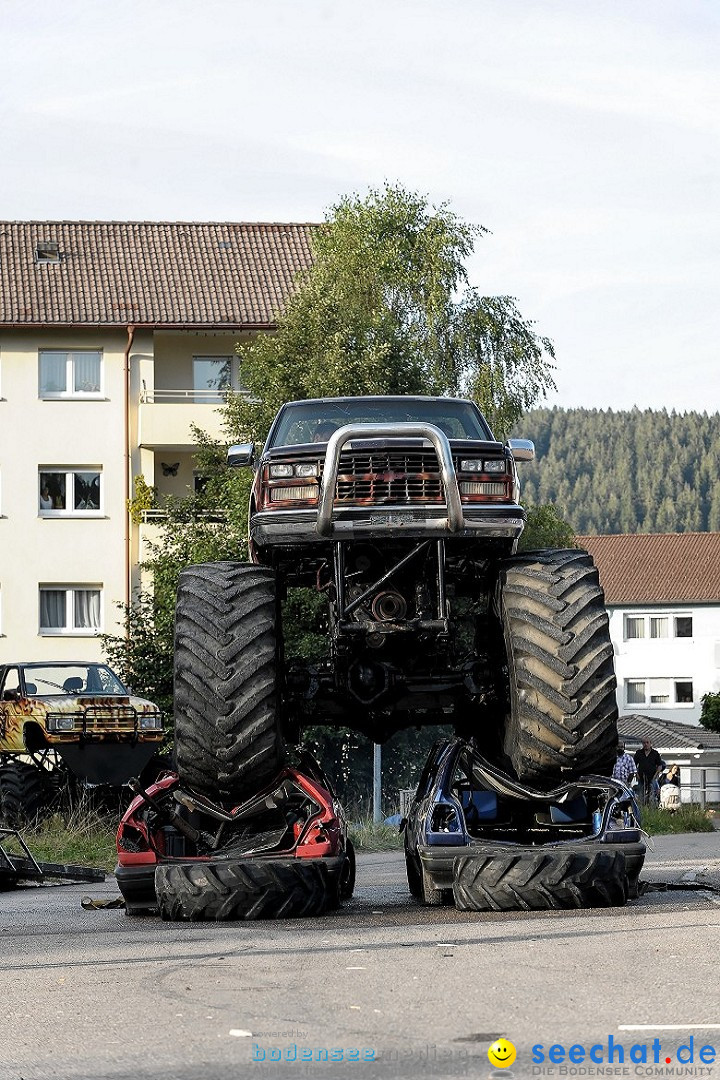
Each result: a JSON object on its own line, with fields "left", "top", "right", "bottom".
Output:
{"left": 404, "top": 738, "right": 645, "bottom": 911}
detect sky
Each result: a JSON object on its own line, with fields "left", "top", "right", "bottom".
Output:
{"left": 2, "top": 0, "right": 719, "bottom": 414}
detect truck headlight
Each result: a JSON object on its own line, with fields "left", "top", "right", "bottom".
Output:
{"left": 460, "top": 458, "right": 506, "bottom": 473}
{"left": 269, "top": 463, "right": 318, "bottom": 478}
{"left": 47, "top": 715, "right": 75, "bottom": 732}
{"left": 460, "top": 481, "right": 505, "bottom": 496}
{"left": 270, "top": 485, "right": 318, "bottom": 502}
{"left": 139, "top": 714, "right": 163, "bottom": 730}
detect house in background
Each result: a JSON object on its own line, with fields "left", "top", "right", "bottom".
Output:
{"left": 0, "top": 221, "right": 314, "bottom": 660}
{"left": 618, "top": 714, "right": 720, "bottom": 805}
{"left": 579, "top": 533, "right": 720, "bottom": 725}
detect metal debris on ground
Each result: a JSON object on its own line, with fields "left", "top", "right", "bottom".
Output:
{"left": 638, "top": 879, "right": 720, "bottom": 894}
{"left": 81, "top": 896, "right": 125, "bottom": 910}
{"left": 0, "top": 825, "right": 106, "bottom": 889}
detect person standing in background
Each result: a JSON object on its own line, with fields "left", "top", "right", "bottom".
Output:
{"left": 612, "top": 743, "right": 637, "bottom": 787}
{"left": 634, "top": 738, "right": 663, "bottom": 804}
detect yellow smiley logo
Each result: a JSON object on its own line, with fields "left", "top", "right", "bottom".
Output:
{"left": 488, "top": 1039, "right": 517, "bottom": 1068}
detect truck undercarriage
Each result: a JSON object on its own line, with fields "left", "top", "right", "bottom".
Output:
{"left": 171, "top": 398, "right": 619, "bottom": 803}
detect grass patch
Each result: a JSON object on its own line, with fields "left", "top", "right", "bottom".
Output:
{"left": 641, "top": 805, "right": 716, "bottom": 836}
{"left": 4, "top": 804, "right": 117, "bottom": 872}
{"left": 349, "top": 817, "right": 404, "bottom": 852}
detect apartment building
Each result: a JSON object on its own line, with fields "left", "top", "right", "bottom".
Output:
{"left": 0, "top": 221, "right": 313, "bottom": 661}
{"left": 579, "top": 532, "right": 720, "bottom": 724}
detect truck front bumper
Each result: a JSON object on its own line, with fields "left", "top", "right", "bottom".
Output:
{"left": 252, "top": 505, "right": 526, "bottom": 547}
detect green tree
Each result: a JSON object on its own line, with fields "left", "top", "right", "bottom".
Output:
{"left": 224, "top": 183, "right": 555, "bottom": 445}
{"left": 519, "top": 504, "right": 576, "bottom": 551}
{"left": 699, "top": 692, "right": 720, "bottom": 734}
{"left": 514, "top": 406, "right": 720, "bottom": 535}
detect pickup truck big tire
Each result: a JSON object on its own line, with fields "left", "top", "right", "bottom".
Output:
{"left": 155, "top": 858, "right": 331, "bottom": 921}
{"left": 497, "top": 549, "right": 618, "bottom": 785}
{"left": 0, "top": 762, "right": 49, "bottom": 826}
{"left": 453, "top": 847, "right": 628, "bottom": 911}
{"left": 173, "top": 562, "right": 285, "bottom": 802}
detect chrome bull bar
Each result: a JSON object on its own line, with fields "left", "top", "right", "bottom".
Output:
{"left": 316, "top": 423, "right": 464, "bottom": 537}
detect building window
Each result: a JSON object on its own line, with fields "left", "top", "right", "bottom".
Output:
{"left": 39, "top": 350, "right": 102, "bottom": 397}
{"left": 39, "top": 586, "right": 102, "bottom": 635}
{"left": 624, "top": 678, "right": 694, "bottom": 708}
{"left": 623, "top": 612, "right": 692, "bottom": 641}
{"left": 192, "top": 356, "right": 246, "bottom": 402}
{"left": 39, "top": 469, "right": 102, "bottom": 515}
{"left": 649, "top": 680, "right": 670, "bottom": 704}
{"left": 626, "top": 680, "right": 646, "bottom": 705}
{"left": 624, "top": 616, "right": 645, "bottom": 640}
{"left": 36, "top": 240, "right": 60, "bottom": 263}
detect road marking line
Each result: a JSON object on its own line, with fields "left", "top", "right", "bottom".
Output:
{"left": 618, "top": 1025, "right": 720, "bottom": 1031}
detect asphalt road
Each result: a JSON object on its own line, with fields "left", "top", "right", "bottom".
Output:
{"left": 1, "top": 831, "right": 719, "bottom": 1080}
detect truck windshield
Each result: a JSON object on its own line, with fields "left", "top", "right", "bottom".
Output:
{"left": 268, "top": 399, "right": 493, "bottom": 447}
{"left": 22, "top": 664, "right": 127, "bottom": 696}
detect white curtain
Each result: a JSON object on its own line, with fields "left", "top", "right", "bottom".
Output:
{"left": 74, "top": 589, "right": 101, "bottom": 629}
{"left": 40, "top": 590, "right": 66, "bottom": 628}
{"left": 40, "top": 354, "right": 67, "bottom": 394}
{"left": 73, "top": 353, "right": 101, "bottom": 393}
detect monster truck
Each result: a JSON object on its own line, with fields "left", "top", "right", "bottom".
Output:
{"left": 173, "top": 396, "right": 618, "bottom": 801}
{"left": 0, "top": 661, "right": 164, "bottom": 824}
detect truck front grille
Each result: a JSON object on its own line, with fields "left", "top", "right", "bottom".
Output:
{"left": 333, "top": 451, "right": 444, "bottom": 505}
{"left": 46, "top": 706, "right": 141, "bottom": 734}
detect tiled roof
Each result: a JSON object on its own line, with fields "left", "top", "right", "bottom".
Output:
{"left": 577, "top": 532, "right": 720, "bottom": 604}
{"left": 0, "top": 221, "right": 316, "bottom": 328}
{"left": 619, "top": 714, "right": 720, "bottom": 751}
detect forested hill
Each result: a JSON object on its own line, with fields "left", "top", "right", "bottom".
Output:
{"left": 511, "top": 407, "right": 720, "bottom": 535}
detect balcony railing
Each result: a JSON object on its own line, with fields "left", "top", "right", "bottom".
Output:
{"left": 139, "top": 388, "right": 249, "bottom": 404}
{"left": 140, "top": 509, "right": 228, "bottom": 524}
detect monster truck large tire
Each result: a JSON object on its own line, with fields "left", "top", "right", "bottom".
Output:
{"left": 453, "top": 846, "right": 628, "bottom": 912}
{"left": 174, "top": 562, "right": 285, "bottom": 801}
{"left": 154, "top": 858, "right": 331, "bottom": 921}
{"left": 497, "top": 548, "right": 618, "bottom": 785}
{"left": 0, "top": 762, "right": 50, "bottom": 826}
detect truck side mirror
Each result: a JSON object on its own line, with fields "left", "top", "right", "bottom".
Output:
{"left": 227, "top": 443, "right": 255, "bottom": 468}
{"left": 507, "top": 439, "right": 535, "bottom": 462}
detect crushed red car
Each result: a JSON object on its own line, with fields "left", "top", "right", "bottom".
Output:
{"left": 115, "top": 756, "right": 355, "bottom": 920}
